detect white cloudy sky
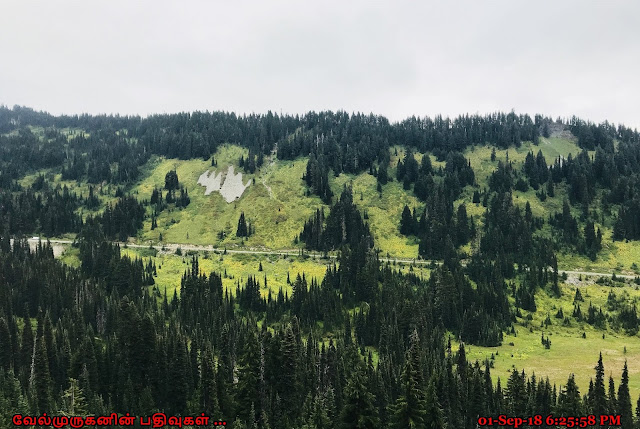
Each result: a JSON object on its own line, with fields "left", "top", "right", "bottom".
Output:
{"left": 1, "top": 1, "right": 639, "bottom": 127}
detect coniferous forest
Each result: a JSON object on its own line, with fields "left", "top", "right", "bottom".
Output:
{"left": 3, "top": 106, "right": 640, "bottom": 428}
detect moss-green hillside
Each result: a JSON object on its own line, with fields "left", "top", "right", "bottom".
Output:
{"left": 466, "top": 280, "right": 640, "bottom": 400}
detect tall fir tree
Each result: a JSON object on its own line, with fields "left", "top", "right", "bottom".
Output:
{"left": 32, "top": 336, "right": 53, "bottom": 413}
{"left": 340, "top": 367, "right": 379, "bottom": 429}
{"left": 591, "top": 353, "right": 608, "bottom": 416}
{"left": 618, "top": 362, "right": 633, "bottom": 429}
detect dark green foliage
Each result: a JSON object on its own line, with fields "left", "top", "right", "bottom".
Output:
{"left": 4, "top": 106, "right": 640, "bottom": 426}
{"left": 422, "top": 378, "right": 446, "bottom": 429}
{"left": 33, "top": 335, "right": 53, "bottom": 413}
{"left": 569, "top": 119, "right": 615, "bottom": 151}
{"left": 0, "top": 318, "right": 12, "bottom": 372}
{"left": 584, "top": 220, "right": 602, "bottom": 260}
{"left": 0, "top": 230, "right": 637, "bottom": 426}
{"left": 506, "top": 369, "right": 527, "bottom": 416}
{"left": 400, "top": 205, "right": 415, "bottom": 236}
{"left": 304, "top": 153, "right": 333, "bottom": 203}
{"left": 489, "top": 161, "right": 514, "bottom": 193}
{"left": 474, "top": 190, "right": 548, "bottom": 279}
{"left": 614, "top": 200, "right": 640, "bottom": 241}
{"left": 86, "top": 196, "right": 145, "bottom": 241}
{"left": 299, "top": 187, "right": 372, "bottom": 252}
{"left": 523, "top": 150, "right": 549, "bottom": 190}
{"left": 164, "top": 170, "right": 179, "bottom": 191}
{"left": 546, "top": 178, "right": 555, "bottom": 197}
{"left": 0, "top": 185, "right": 84, "bottom": 236}
{"left": 591, "top": 353, "right": 608, "bottom": 416}
{"left": 340, "top": 366, "right": 379, "bottom": 429}
{"left": 237, "top": 212, "right": 252, "bottom": 237}
{"left": 390, "top": 332, "right": 428, "bottom": 428}
{"left": 557, "top": 374, "right": 582, "bottom": 416}
{"left": 618, "top": 362, "right": 633, "bottom": 429}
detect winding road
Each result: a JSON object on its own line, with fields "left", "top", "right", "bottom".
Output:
{"left": 25, "top": 238, "right": 638, "bottom": 280}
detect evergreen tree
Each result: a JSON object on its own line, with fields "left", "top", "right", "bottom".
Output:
{"left": 340, "top": 367, "right": 379, "bottom": 429}
{"left": 20, "top": 314, "right": 34, "bottom": 383}
{"left": 164, "top": 170, "right": 179, "bottom": 191}
{"left": 237, "top": 212, "right": 249, "bottom": 237}
{"left": 618, "top": 362, "right": 633, "bottom": 429}
{"left": 32, "top": 336, "right": 53, "bottom": 413}
{"left": 390, "top": 352, "right": 427, "bottom": 428}
{"left": 591, "top": 353, "right": 608, "bottom": 416}
{"left": 506, "top": 369, "right": 527, "bottom": 416}
{"left": 423, "top": 378, "right": 445, "bottom": 429}
{"left": 0, "top": 318, "right": 11, "bottom": 371}
{"left": 557, "top": 374, "right": 582, "bottom": 416}
{"left": 59, "top": 378, "right": 88, "bottom": 416}
{"left": 236, "top": 330, "right": 261, "bottom": 424}
{"left": 200, "top": 345, "right": 219, "bottom": 417}
{"left": 608, "top": 376, "right": 617, "bottom": 415}
{"left": 400, "top": 205, "right": 415, "bottom": 235}
{"left": 280, "top": 324, "right": 301, "bottom": 424}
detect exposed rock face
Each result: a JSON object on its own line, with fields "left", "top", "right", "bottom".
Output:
{"left": 197, "top": 165, "right": 251, "bottom": 202}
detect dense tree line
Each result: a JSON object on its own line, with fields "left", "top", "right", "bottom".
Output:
{"left": 6, "top": 105, "right": 640, "bottom": 427}
{"left": 84, "top": 196, "right": 145, "bottom": 241}
{"left": 303, "top": 153, "right": 333, "bottom": 204}
{"left": 0, "top": 107, "right": 550, "bottom": 204}
{"left": 0, "top": 184, "right": 83, "bottom": 236}
{"left": 299, "top": 187, "right": 373, "bottom": 252}
{"left": 4, "top": 106, "right": 640, "bottom": 248}
{"left": 1, "top": 238, "right": 638, "bottom": 427}
{"left": 2, "top": 106, "right": 638, "bottom": 187}
{"left": 396, "top": 150, "right": 476, "bottom": 259}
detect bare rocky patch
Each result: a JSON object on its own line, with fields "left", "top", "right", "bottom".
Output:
{"left": 198, "top": 165, "right": 251, "bottom": 202}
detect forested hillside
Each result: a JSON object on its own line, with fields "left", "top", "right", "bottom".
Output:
{"left": 3, "top": 105, "right": 640, "bottom": 428}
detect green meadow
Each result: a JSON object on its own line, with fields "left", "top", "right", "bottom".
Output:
{"left": 466, "top": 281, "right": 640, "bottom": 399}
{"left": 332, "top": 172, "right": 423, "bottom": 260}
{"left": 118, "top": 246, "right": 431, "bottom": 299}
{"left": 26, "top": 132, "right": 640, "bottom": 401}
{"left": 133, "top": 144, "right": 325, "bottom": 250}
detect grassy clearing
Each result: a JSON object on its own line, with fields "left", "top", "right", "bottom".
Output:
{"left": 133, "top": 144, "right": 325, "bottom": 250}
{"left": 19, "top": 169, "right": 120, "bottom": 221}
{"left": 466, "top": 281, "right": 640, "bottom": 399}
{"left": 458, "top": 136, "right": 640, "bottom": 395}
{"left": 332, "top": 171, "right": 423, "bottom": 259}
{"left": 58, "top": 246, "right": 80, "bottom": 268}
{"left": 119, "top": 246, "right": 432, "bottom": 300}
{"left": 19, "top": 136, "right": 640, "bottom": 271}
{"left": 558, "top": 228, "right": 640, "bottom": 275}
{"left": 465, "top": 138, "right": 582, "bottom": 187}
{"left": 122, "top": 247, "right": 330, "bottom": 299}
{"left": 134, "top": 144, "right": 441, "bottom": 259}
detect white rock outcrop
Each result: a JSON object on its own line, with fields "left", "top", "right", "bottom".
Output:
{"left": 197, "top": 165, "right": 251, "bottom": 202}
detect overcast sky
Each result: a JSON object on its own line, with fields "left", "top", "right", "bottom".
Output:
{"left": 1, "top": 1, "right": 639, "bottom": 128}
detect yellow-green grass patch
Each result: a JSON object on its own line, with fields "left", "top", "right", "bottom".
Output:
{"left": 332, "top": 171, "right": 422, "bottom": 259}
{"left": 122, "top": 247, "right": 330, "bottom": 299}
{"left": 466, "top": 282, "right": 640, "bottom": 399}
{"left": 133, "top": 144, "right": 326, "bottom": 250}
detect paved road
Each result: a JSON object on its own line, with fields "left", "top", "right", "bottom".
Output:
{"left": 26, "top": 238, "right": 638, "bottom": 279}
{"left": 26, "top": 238, "right": 431, "bottom": 265}
{"left": 558, "top": 270, "right": 637, "bottom": 280}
